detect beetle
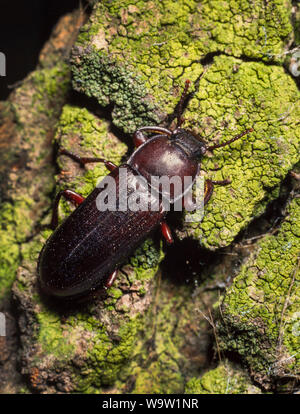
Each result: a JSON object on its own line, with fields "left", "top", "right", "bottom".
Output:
{"left": 38, "top": 80, "right": 253, "bottom": 300}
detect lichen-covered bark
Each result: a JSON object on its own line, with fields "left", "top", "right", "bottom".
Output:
{"left": 73, "top": 0, "right": 294, "bottom": 132}
{"left": 13, "top": 105, "right": 164, "bottom": 393}
{"left": 0, "top": 9, "right": 84, "bottom": 393}
{"left": 0, "top": 0, "right": 299, "bottom": 394}
{"left": 218, "top": 194, "right": 300, "bottom": 389}
{"left": 185, "top": 361, "right": 262, "bottom": 394}
{"left": 70, "top": 0, "right": 300, "bottom": 250}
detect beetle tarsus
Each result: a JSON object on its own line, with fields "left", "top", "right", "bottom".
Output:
{"left": 104, "top": 269, "right": 118, "bottom": 289}
{"left": 204, "top": 180, "right": 214, "bottom": 206}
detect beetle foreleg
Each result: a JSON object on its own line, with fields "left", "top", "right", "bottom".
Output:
{"left": 60, "top": 148, "right": 117, "bottom": 172}
{"left": 133, "top": 130, "right": 148, "bottom": 147}
{"left": 160, "top": 221, "right": 174, "bottom": 244}
{"left": 51, "top": 189, "right": 85, "bottom": 229}
{"left": 175, "top": 79, "right": 191, "bottom": 128}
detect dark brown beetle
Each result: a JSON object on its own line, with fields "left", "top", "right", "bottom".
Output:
{"left": 38, "top": 81, "right": 253, "bottom": 299}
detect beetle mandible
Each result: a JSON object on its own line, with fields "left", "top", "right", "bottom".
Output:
{"left": 38, "top": 80, "right": 253, "bottom": 299}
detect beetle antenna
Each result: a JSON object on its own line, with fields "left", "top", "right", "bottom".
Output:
{"left": 207, "top": 128, "right": 254, "bottom": 151}
{"left": 175, "top": 80, "right": 191, "bottom": 128}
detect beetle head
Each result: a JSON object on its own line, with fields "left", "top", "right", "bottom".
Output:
{"left": 172, "top": 128, "right": 207, "bottom": 159}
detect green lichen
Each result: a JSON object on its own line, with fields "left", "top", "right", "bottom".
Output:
{"left": 36, "top": 311, "right": 77, "bottom": 360}
{"left": 74, "top": 315, "right": 144, "bottom": 391}
{"left": 70, "top": 1, "right": 299, "bottom": 249}
{"left": 131, "top": 353, "right": 185, "bottom": 394}
{"left": 55, "top": 104, "right": 127, "bottom": 199}
{"left": 218, "top": 196, "right": 300, "bottom": 382}
{"left": 0, "top": 63, "right": 71, "bottom": 301}
{"left": 72, "top": 0, "right": 293, "bottom": 133}
{"left": 15, "top": 102, "right": 164, "bottom": 392}
{"left": 185, "top": 362, "right": 261, "bottom": 394}
{"left": 32, "top": 63, "right": 70, "bottom": 102}
{"left": 121, "top": 278, "right": 220, "bottom": 394}
{"left": 292, "top": 3, "right": 300, "bottom": 45}
{"left": 129, "top": 238, "right": 164, "bottom": 279}
{"left": 14, "top": 62, "right": 70, "bottom": 125}
{"left": 181, "top": 55, "right": 300, "bottom": 249}
{"left": 35, "top": 309, "right": 146, "bottom": 391}
{"left": 71, "top": 50, "right": 160, "bottom": 133}
{"left": 125, "top": 299, "right": 188, "bottom": 394}
{"left": 0, "top": 203, "right": 21, "bottom": 300}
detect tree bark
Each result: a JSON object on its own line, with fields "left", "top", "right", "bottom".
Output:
{"left": 0, "top": 0, "right": 299, "bottom": 394}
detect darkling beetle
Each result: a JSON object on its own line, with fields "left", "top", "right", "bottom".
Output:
{"left": 38, "top": 80, "right": 253, "bottom": 300}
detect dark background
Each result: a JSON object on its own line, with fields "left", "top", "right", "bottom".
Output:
{"left": 0, "top": 0, "right": 79, "bottom": 100}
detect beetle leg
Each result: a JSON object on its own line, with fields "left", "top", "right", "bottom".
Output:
{"left": 51, "top": 189, "right": 85, "bottom": 229}
{"left": 59, "top": 148, "right": 118, "bottom": 172}
{"left": 160, "top": 221, "right": 174, "bottom": 244}
{"left": 133, "top": 130, "right": 148, "bottom": 147}
{"left": 204, "top": 179, "right": 231, "bottom": 205}
{"left": 204, "top": 180, "right": 214, "bottom": 205}
{"left": 104, "top": 269, "right": 118, "bottom": 289}
{"left": 175, "top": 79, "right": 191, "bottom": 128}
{"left": 211, "top": 179, "right": 231, "bottom": 186}
{"left": 207, "top": 128, "right": 253, "bottom": 151}
{"left": 133, "top": 126, "right": 172, "bottom": 148}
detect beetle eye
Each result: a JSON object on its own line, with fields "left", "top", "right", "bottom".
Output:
{"left": 194, "top": 145, "right": 206, "bottom": 158}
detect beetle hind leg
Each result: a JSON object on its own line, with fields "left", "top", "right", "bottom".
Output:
{"left": 51, "top": 189, "right": 85, "bottom": 229}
